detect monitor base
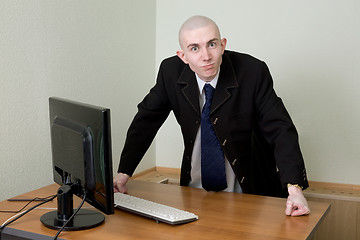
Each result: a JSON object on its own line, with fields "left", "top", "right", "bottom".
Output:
{"left": 40, "top": 209, "right": 105, "bottom": 231}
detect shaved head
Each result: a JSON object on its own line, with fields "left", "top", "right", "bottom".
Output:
{"left": 178, "top": 16, "right": 221, "bottom": 49}
{"left": 176, "top": 15, "right": 226, "bottom": 81}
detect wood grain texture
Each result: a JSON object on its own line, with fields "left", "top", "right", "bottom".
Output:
{"left": 134, "top": 169, "right": 360, "bottom": 240}
{"left": 1, "top": 181, "right": 329, "bottom": 240}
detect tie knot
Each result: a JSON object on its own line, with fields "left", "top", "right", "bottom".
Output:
{"left": 204, "top": 84, "right": 215, "bottom": 102}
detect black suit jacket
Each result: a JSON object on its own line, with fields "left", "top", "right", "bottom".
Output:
{"left": 119, "top": 51, "right": 308, "bottom": 197}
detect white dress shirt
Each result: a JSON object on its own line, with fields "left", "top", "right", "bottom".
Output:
{"left": 188, "top": 72, "right": 242, "bottom": 193}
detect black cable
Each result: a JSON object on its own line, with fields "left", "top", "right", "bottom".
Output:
{"left": 7, "top": 197, "right": 54, "bottom": 202}
{"left": 52, "top": 190, "right": 87, "bottom": 240}
{"left": 0, "top": 195, "right": 57, "bottom": 230}
{"left": 1, "top": 195, "right": 56, "bottom": 214}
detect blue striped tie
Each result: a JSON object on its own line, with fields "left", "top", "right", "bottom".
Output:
{"left": 201, "top": 84, "right": 227, "bottom": 191}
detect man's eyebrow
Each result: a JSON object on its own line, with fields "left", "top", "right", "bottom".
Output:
{"left": 207, "top": 38, "right": 219, "bottom": 44}
{"left": 186, "top": 38, "right": 219, "bottom": 49}
{"left": 186, "top": 43, "right": 199, "bottom": 49}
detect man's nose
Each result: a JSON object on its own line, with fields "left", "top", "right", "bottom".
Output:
{"left": 202, "top": 48, "right": 211, "bottom": 61}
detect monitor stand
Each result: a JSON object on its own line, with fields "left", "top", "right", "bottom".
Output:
{"left": 40, "top": 184, "right": 104, "bottom": 231}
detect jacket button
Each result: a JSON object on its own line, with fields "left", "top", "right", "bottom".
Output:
{"left": 232, "top": 159, "right": 237, "bottom": 166}
{"left": 240, "top": 176, "right": 245, "bottom": 183}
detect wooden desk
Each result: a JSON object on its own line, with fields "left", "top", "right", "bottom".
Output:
{"left": 1, "top": 180, "right": 330, "bottom": 240}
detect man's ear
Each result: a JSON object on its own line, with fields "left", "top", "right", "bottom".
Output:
{"left": 176, "top": 50, "right": 188, "bottom": 64}
{"left": 221, "top": 38, "right": 227, "bottom": 54}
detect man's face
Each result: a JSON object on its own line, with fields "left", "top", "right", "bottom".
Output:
{"left": 177, "top": 24, "right": 227, "bottom": 82}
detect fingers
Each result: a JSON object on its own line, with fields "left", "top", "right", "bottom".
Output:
{"left": 286, "top": 186, "right": 310, "bottom": 216}
{"left": 289, "top": 206, "right": 310, "bottom": 216}
{"left": 285, "top": 200, "right": 294, "bottom": 216}
{"left": 294, "top": 203, "right": 310, "bottom": 216}
{"left": 113, "top": 172, "right": 130, "bottom": 194}
{"left": 285, "top": 199, "right": 310, "bottom": 216}
{"left": 113, "top": 179, "right": 128, "bottom": 193}
{"left": 113, "top": 184, "right": 121, "bottom": 193}
{"left": 114, "top": 182, "right": 128, "bottom": 194}
{"left": 292, "top": 207, "right": 310, "bottom": 216}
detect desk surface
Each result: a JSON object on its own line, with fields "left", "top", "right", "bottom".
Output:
{"left": 0, "top": 180, "right": 330, "bottom": 240}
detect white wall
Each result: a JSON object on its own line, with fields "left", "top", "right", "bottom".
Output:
{"left": 155, "top": 0, "right": 360, "bottom": 185}
{"left": 0, "top": 0, "right": 156, "bottom": 201}
{"left": 1, "top": 0, "right": 360, "bottom": 202}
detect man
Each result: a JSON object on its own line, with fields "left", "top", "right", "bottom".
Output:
{"left": 114, "top": 15, "right": 310, "bottom": 216}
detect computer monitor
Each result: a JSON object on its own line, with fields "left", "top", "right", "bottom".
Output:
{"left": 40, "top": 97, "right": 114, "bottom": 231}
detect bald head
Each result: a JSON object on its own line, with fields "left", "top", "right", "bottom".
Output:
{"left": 176, "top": 15, "right": 226, "bottom": 81}
{"left": 178, "top": 16, "right": 221, "bottom": 49}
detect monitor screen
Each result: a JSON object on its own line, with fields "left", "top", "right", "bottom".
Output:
{"left": 41, "top": 97, "right": 114, "bottom": 231}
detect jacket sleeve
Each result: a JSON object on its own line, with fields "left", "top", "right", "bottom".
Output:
{"left": 118, "top": 61, "right": 172, "bottom": 176}
{"left": 254, "top": 62, "right": 308, "bottom": 190}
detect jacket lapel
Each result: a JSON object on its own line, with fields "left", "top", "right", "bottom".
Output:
{"left": 177, "top": 54, "right": 238, "bottom": 116}
{"left": 211, "top": 54, "right": 238, "bottom": 114}
{"left": 177, "top": 66, "right": 201, "bottom": 116}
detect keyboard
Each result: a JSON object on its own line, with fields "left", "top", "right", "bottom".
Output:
{"left": 114, "top": 193, "right": 198, "bottom": 225}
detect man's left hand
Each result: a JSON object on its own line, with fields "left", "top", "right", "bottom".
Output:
{"left": 285, "top": 185, "right": 310, "bottom": 216}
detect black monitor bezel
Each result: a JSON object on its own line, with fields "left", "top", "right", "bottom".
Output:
{"left": 48, "top": 97, "right": 114, "bottom": 215}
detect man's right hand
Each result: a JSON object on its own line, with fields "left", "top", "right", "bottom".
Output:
{"left": 113, "top": 172, "right": 130, "bottom": 193}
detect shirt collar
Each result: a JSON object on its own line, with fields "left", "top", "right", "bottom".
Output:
{"left": 195, "top": 70, "right": 220, "bottom": 94}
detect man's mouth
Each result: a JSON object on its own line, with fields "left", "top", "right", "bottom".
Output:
{"left": 202, "top": 63, "right": 213, "bottom": 70}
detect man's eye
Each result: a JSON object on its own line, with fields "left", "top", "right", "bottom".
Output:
{"left": 191, "top": 46, "right": 199, "bottom": 52}
{"left": 209, "top": 42, "right": 216, "bottom": 48}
